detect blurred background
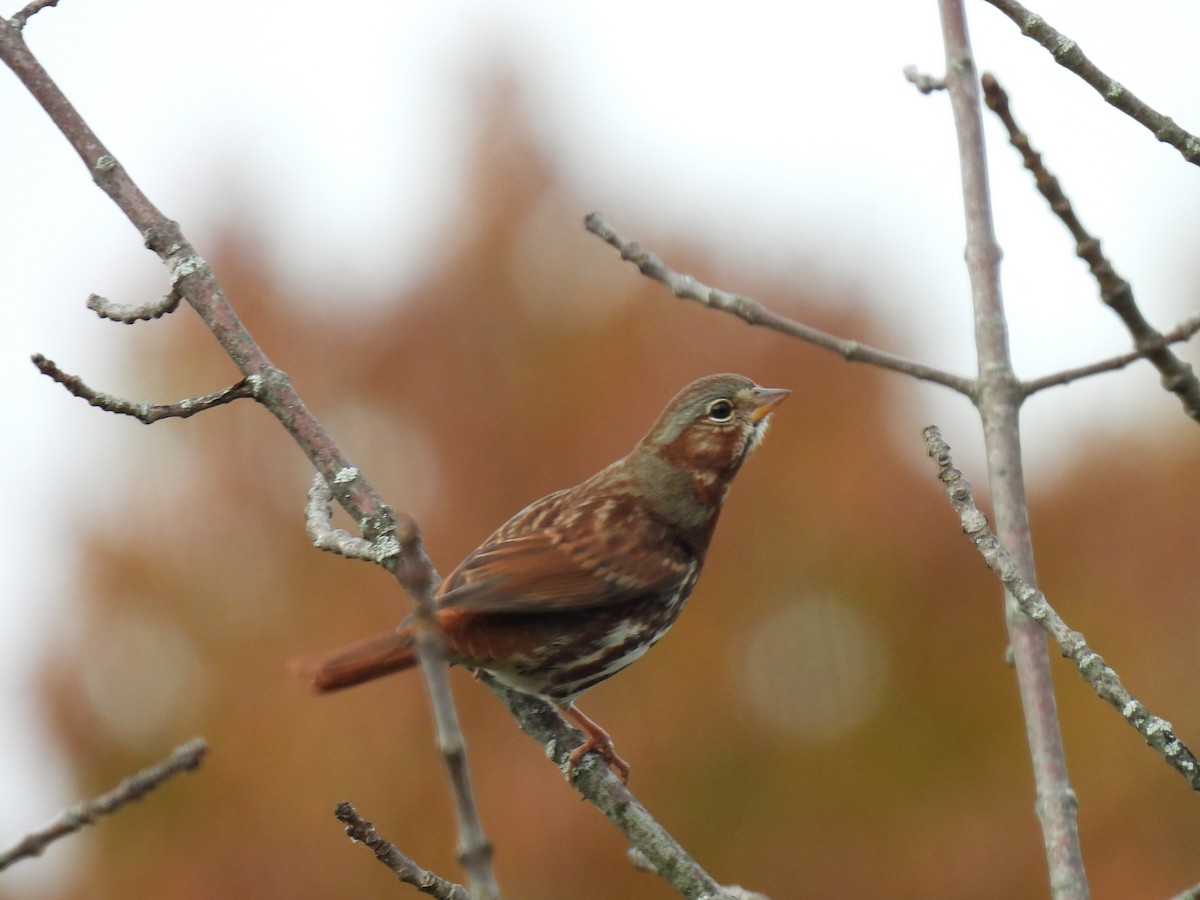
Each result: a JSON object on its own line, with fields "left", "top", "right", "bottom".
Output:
{"left": 3, "top": 1, "right": 1199, "bottom": 897}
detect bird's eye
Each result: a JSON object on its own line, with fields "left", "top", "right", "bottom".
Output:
{"left": 706, "top": 399, "right": 734, "bottom": 422}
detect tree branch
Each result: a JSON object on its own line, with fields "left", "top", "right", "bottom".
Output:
{"left": 584, "top": 212, "right": 975, "bottom": 396}
{"left": 32, "top": 353, "right": 256, "bottom": 423}
{"left": 982, "top": 73, "right": 1200, "bottom": 421}
{"left": 0, "top": 18, "right": 498, "bottom": 897}
{"left": 902, "top": 65, "right": 946, "bottom": 95}
{"left": 981, "top": 0, "right": 1200, "bottom": 166}
{"left": 334, "top": 803, "right": 473, "bottom": 900}
{"left": 87, "top": 288, "right": 181, "bottom": 323}
{"left": 924, "top": 427, "right": 1200, "bottom": 789}
{"left": 305, "top": 472, "right": 381, "bottom": 562}
{"left": 484, "top": 678, "right": 767, "bottom": 900}
{"left": 0, "top": 738, "right": 207, "bottom": 872}
{"left": 935, "top": 1, "right": 1086, "bottom": 894}
{"left": 1023, "top": 315, "right": 1200, "bottom": 396}
{"left": 10, "top": 0, "right": 59, "bottom": 29}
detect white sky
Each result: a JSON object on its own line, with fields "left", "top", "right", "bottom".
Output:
{"left": 3, "top": 1, "right": 1198, "bottom": 892}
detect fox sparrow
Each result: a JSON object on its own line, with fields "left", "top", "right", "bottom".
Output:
{"left": 297, "top": 373, "right": 788, "bottom": 781}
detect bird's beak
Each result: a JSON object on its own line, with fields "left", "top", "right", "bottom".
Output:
{"left": 750, "top": 387, "right": 791, "bottom": 423}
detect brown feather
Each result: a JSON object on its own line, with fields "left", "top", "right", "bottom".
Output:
{"left": 294, "top": 629, "right": 417, "bottom": 692}
{"left": 437, "top": 498, "right": 693, "bottom": 613}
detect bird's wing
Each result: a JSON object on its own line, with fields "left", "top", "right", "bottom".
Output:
{"left": 437, "top": 515, "right": 695, "bottom": 613}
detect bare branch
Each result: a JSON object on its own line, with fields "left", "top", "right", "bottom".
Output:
{"left": 334, "top": 803, "right": 473, "bottom": 900}
{"left": 935, "top": 2, "right": 1086, "bottom": 892}
{"left": 924, "top": 426, "right": 1200, "bottom": 790}
{"left": 485, "top": 678, "right": 768, "bottom": 900}
{"left": 0, "top": 18, "right": 382, "bottom": 525}
{"left": 1, "top": 20, "right": 499, "bottom": 894}
{"left": 31, "top": 353, "right": 255, "bottom": 423}
{"left": 304, "top": 474, "right": 496, "bottom": 896}
{"left": 394, "top": 524, "right": 497, "bottom": 900}
{"left": 981, "top": 0, "right": 1200, "bottom": 166}
{"left": 1024, "top": 314, "right": 1200, "bottom": 396}
{"left": 87, "top": 288, "right": 181, "bottom": 323}
{"left": 10, "top": 0, "right": 61, "bottom": 29}
{"left": 982, "top": 74, "right": 1200, "bottom": 422}
{"left": 584, "top": 212, "right": 975, "bottom": 396}
{"left": 305, "top": 473, "right": 383, "bottom": 562}
{"left": 902, "top": 65, "right": 946, "bottom": 94}
{"left": 0, "top": 737, "right": 207, "bottom": 871}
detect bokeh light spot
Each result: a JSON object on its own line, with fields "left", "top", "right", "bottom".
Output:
{"left": 735, "top": 595, "right": 888, "bottom": 742}
{"left": 82, "top": 615, "right": 205, "bottom": 750}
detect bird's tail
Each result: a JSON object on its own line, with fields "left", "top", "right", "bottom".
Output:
{"left": 290, "top": 628, "right": 418, "bottom": 692}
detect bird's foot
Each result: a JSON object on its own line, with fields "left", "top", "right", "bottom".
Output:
{"left": 561, "top": 703, "right": 631, "bottom": 783}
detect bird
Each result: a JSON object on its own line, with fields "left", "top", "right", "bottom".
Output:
{"left": 296, "top": 373, "right": 788, "bottom": 781}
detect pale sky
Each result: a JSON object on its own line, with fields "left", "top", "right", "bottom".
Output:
{"left": 3, "top": 1, "right": 1198, "bottom": 892}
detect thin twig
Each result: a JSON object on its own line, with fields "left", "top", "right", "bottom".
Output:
{"left": 584, "top": 212, "right": 974, "bottom": 396}
{"left": 935, "top": 2, "right": 1086, "bottom": 894}
{"left": 924, "top": 427, "right": 1200, "bottom": 790}
{"left": 334, "top": 803, "right": 473, "bottom": 900}
{"left": 0, "top": 738, "right": 207, "bottom": 871}
{"left": 10, "top": 0, "right": 60, "bottom": 29}
{"left": 305, "top": 473, "right": 386, "bottom": 562}
{"left": 306, "top": 475, "right": 495, "bottom": 896}
{"left": 981, "top": 0, "right": 1200, "bottom": 166}
{"left": 982, "top": 73, "right": 1200, "bottom": 422}
{"left": 902, "top": 65, "right": 946, "bottom": 94}
{"left": 1024, "top": 314, "right": 1200, "bottom": 396}
{"left": 395, "top": 519, "right": 497, "bottom": 900}
{"left": 32, "top": 354, "right": 256, "bottom": 423}
{"left": 87, "top": 288, "right": 181, "bottom": 323}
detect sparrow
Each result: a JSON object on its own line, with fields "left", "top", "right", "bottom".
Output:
{"left": 297, "top": 373, "right": 788, "bottom": 781}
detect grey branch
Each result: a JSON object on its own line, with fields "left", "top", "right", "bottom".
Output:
{"left": 87, "top": 288, "right": 181, "bottom": 323}
{"left": 902, "top": 65, "right": 946, "bottom": 94}
{"left": 935, "top": 1, "right": 1086, "bottom": 891}
{"left": 304, "top": 487, "right": 495, "bottom": 900}
{"left": 1023, "top": 314, "right": 1200, "bottom": 396}
{"left": 982, "top": 74, "right": 1200, "bottom": 421}
{"left": 32, "top": 353, "right": 256, "bottom": 423}
{"left": 10, "top": 0, "right": 61, "bottom": 29}
{"left": 583, "top": 212, "right": 975, "bottom": 396}
{"left": 334, "top": 803, "right": 473, "bottom": 900}
{"left": 0, "top": 737, "right": 207, "bottom": 871}
{"left": 0, "top": 18, "right": 500, "bottom": 894}
{"left": 924, "top": 426, "right": 1200, "bottom": 790}
{"left": 486, "top": 677, "right": 769, "bottom": 900}
{"left": 982, "top": 0, "right": 1200, "bottom": 166}
{"left": 305, "top": 473, "right": 390, "bottom": 563}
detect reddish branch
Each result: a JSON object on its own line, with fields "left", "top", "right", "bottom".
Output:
{"left": 334, "top": 803, "right": 473, "bottom": 900}
{"left": 32, "top": 354, "right": 255, "bottom": 423}
{"left": 0, "top": 15, "right": 498, "bottom": 897}
{"left": 982, "top": 73, "right": 1200, "bottom": 422}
